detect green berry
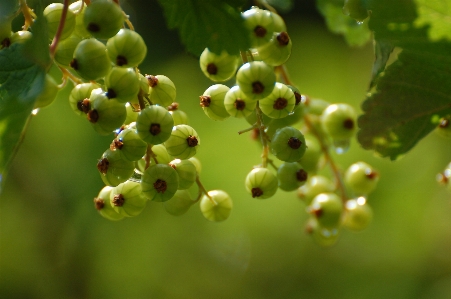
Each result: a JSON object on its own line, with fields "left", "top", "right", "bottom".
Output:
{"left": 164, "top": 125, "right": 200, "bottom": 159}
{"left": 146, "top": 75, "right": 176, "bottom": 107}
{"left": 344, "top": 198, "right": 373, "bottom": 231}
{"left": 141, "top": 163, "right": 179, "bottom": 202}
{"left": 93, "top": 186, "right": 125, "bottom": 221}
{"left": 163, "top": 190, "right": 194, "bottom": 216}
{"left": 277, "top": 162, "right": 308, "bottom": 191}
{"left": 169, "top": 159, "right": 197, "bottom": 190}
{"left": 69, "top": 0, "right": 92, "bottom": 38}
{"left": 135, "top": 143, "right": 173, "bottom": 173}
{"left": 309, "top": 192, "right": 343, "bottom": 229}
{"left": 169, "top": 109, "right": 189, "bottom": 125}
{"left": 245, "top": 108, "right": 272, "bottom": 126}
{"left": 271, "top": 13, "right": 286, "bottom": 32}
{"left": 264, "top": 104, "right": 304, "bottom": 138}
{"left": 297, "top": 134, "right": 322, "bottom": 173}
{"left": 256, "top": 31, "right": 292, "bottom": 66}
{"left": 110, "top": 180, "right": 147, "bottom": 217}
{"left": 83, "top": 0, "right": 124, "bottom": 39}
{"left": 259, "top": 82, "right": 296, "bottom": 119}
{"left": 199, "top": 48, "right": 240, "bottom": 82}
{"left": 245, "top": 167, "right": 278, "bottom": 199}
{"left": 200, "top": 84, "right": 230, "bottom": 121}
{"left": 44, "top": 3, "right": 76, "bottom": 40}
{"left": 344, "top": 161, "right": 379, "bottom": 195}
{"left": 9, "top": 31, "right": 32, "bottom": 46}
{"left": 320, "top": 103, "right": 357, "bottom": 141}
{"left": 69, "top": 82, "right": 101, "bottom": 117}
{"left": 111, "top": 128, "right": 147, "bottom": 162}
{"left": 87, "top": 88, "right": 127, "bottom": 135}
{"left": 236, "top": 61, "right": 276, "bottom": 100}
{"left": 306, "top": 98, "right": 330, "bottom": 115}
{"left": 106, "top": 28, "right": 147, "bottom": 67}
{"left": 242, "top": 7, "right": 275, "bottom": 47}
{"left": 136, "top": 105, "right": 174, "bottom": 145}
{"left": 105, "top": 67, "right": 140, "bottom": 103}
{"left": 188, "top": 157, "right": 201, "bottom": 175}
{"left": 305, "top": 217, "right": 340, "bottom": 247}
{"left": 33, "top": 74, "right": 59, "bottom": 109}
{"left": 97, "top": 149, "right": 135, "bottom": 186}
{"left": 200, "top": 190, "right": 233, "bottom": 222}
{"left": 297, "top": 175, "right": 335, "bottom": 205}
{"left": 270, "top": 126, "right": 306, "bottom": 162}
{"left": 124, "top": 102, "right": 139, "bottom": 125}
{"left": 223, "top": 85, "right": 256, "bottom": 118}
{"left": 54, "top": 34, "right": 82, "bottom": 67}
{"left": 70, "top": 38, "right": 111, "bottom": 81}
{"left": 343, "top": 0, "right": 368, "bottom": 22}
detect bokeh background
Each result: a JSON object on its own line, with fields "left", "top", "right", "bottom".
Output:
{"left": 2, "top": 1, "right": 451, "bottom": 298}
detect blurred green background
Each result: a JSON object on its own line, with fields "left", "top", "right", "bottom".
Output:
{"left": 2, "top": 1, "right": 451, "bottom": 298}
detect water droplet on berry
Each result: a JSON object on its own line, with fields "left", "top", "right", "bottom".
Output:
{"left": 333, "top": 139, "right": 350, "bottom": 154}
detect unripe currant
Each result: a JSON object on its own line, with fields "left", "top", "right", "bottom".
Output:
{"left": 163, "top": 190, "right": 194, "bottom": 216}
{"left": 236, "top": 61, "right": 276, "bottom": 100}
{"left": 169, "top": 159, "right": 197, "bottom": 190}
{"left": 69, "top": 82, "right": 101, "bottom": 117}
{"left": 320, "top": 103, "right": 357, "bottom": 141}
{"left": 141, "top": 163, "right": 179, "bottom": 202}
{"left": 309, "top": 192, "right": 343, "bottom": 229}
{"left": 164, "top": 125, "right": 200, "bottom": 159}
{"left": 169, "top": 108, "right": 189, "bottom": 125}
{"left": 264, "top": 105, "right": 304, "bottom": 139}
{"left": 297, "top": 134, "right": 322, "bottom": 173}
{"left": 33, "top": 74, "right": 59, "bottom": 109}
{"left": 305, "top": 217, "right": 340, "bottom": 248}
{"left": 224, "top": 86, "right": 257, "bottom": 118}
{"left": 54, "top": 34, "right": 82, "bottom": 67}
{"left": 298, "top": 175, "right": 335, "bottom": 205}
{"left": 277, "top": 162, "right": 308, "bottom": 191}
{"left": 270, "top": 126, "right": 307, "bottom": 162}
{"left": 9, "top": 31, "right": 32, "bottom": 46}
{"left": 69, "top": 0, "right": 92, "bottom": 38}
{"left": 105, "top": 67, "right": 140, "bottom": 103}
{"left": 146, "top": 75, "right": 176, "bottom": 107}
{"left": 110, "top": 180, "right": 147, "bottom": 217}
{"left": 44, "top": 3, "right": 76, "bottom": 40}
{"left": 199, "top": 48, "right": 240, "bottom": 82}
{"left": 83, "top": 0, "right": 124, "bottom": 39}
{"left": 93, "top": 186, "right": 125, "bottom": 221}
{"left": 256, "top": 31, "right": 292, "bottom": 66}
{"left": 259, "top": 82, "right": 296, "bottom": 119}
{"left": 306, "top": 98, "right": 331, "bottom": 115}
{"left": 343, "top": 197, "right": 373, "bottom": 231}
{"left": 111, "top": 128, "right": 147, "bottom": 162}
{"left": 70, "top": 38, "right": 111, "bottom": 81}
{"left": 124, "top": 103, "right": 139, "bottom": 125}
{"left": 200, "top": 84, "right": 230, "bottom": 121}
{"left": 242, "top": 7, "right": 275, "bottom": 47}
{"left": 106, "top": 29, "right": 147, "bottom": 67}
{"left": 271, "top": 12, "right": 286, "bottom": 32}
{"left": 87, "top": 88, "right": 127, "bottom": 135}
{"left": 200, "top": 190, "right": 233, "bottom": 222}
{"left": 344, "top": 161, "right": 379, "bottom": 195}
{"left": 97, "top": 149, "right": 135, "bottom": 186}
{"left": 245, "top": 167, "right": 278, "bottom": 199}
{"left": 136, "top": 105, "right": 174, "bottom": 145}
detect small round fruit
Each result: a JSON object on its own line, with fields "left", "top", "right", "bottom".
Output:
{"left": 97, "top": 149, "right": 135, "bottom": 186}
{"left": 242, "top": 7, "right": 275, "bottom": 47}
{"left": 188, "top": 157, "right": 201, "bottom": 175}
{"left": 256, "top": 31, "right": 292, "bottom": 66}
{"left": 110, "top": 180, "right": 147, "bottom": 217}
{"left": 270, "top": 126, "right": 307, "bottom": 162}
{"left": 259, "top": 82, "right": 296, "bottom": 119}
{"left": 141, "top": 163, "right": 179, "bottom": 202}
{"left": 309, "top": 193, "right": 343, "bottom": 229}
{"left": 297, "top": 134, "right": 322, "bottom": 173}
{"left": 344, "top": 198, "right": 373, "bottom": 231}
{"left": 124, "top": 102, "right": 139, "bottom": 125}
{"left": 69, "top": 0, "right": 91, "bottom": 38}
{"left": 224, "top": 85, "right": 256, "bottom": 118}
{"left": 298, "top": 175, "right": 335, "bottom": 205}
{"left": 236, "top": 61, "right": 276, "bottom": 100}
{"left": 9, "top": 31, "right": 32, "bottom": 45}
{"left": 264, "top": 104, "right": 304, "bottom": 139}
{"left": 44, "top": 3, "right": 76, "bottom": 40}
{"left": 70, "top": 38, "right": 111, "bottom": 81}
{"left": 94, "top": 186, "right": 125, "bottom": 221}
{"left": 164, "top": 125, "right": 200, "bottom": 159}
{"left": 200, "top": 84, "right": 230, "bottom": 121}
{"left": 112, "top": 128, "right": 147, "bottom": 162}
{"left": 277, "top": 162, "right": 308, "bottom": 191}
{"left": 69, "top": 82, "right": 101, "bottom": 117}
{"left": 200, "top": 190, "right": 233, "bottom": 222}
{"left": 169, "top": 159, "right": 197, "bottom": 190}
{"left": 344, "top": 161, "right": 379, "bottom": 195}
{"left": 320, "top": 103, "right": 357, "bottom": 141}
{"left": 169, "top": 109, "right": 189, "bottom": 125}
{"left": 305, "top": 217, "right": 340, "bottom": 247}
{"left": 107, "top": 28, "right": 147, "bottom": 67}
{"left": 163, "top": 190, "right": 194, "bottom": 216}
{"left": 33, "top": 74, "right": 59, "bottom": 109}
{"left": 245, "top": 167, "right": 278, "bottom": 199}
{"left": 136, "top": 105, "right": 174, "bottom": 145}
{"left": 83, "top": 0, "right": 124, "bottom": 39}
{"left": 199, "top": 48, "right": 240, "bottom": 82}
{"left": 271, "top": 12, "right": 286, "bottom": 32}
{"left": 105, "top": 67, "right": 140, "bottom": 103}
{"left": 146, "top": 75, "right": 176, "bottom": 107}
{"left": 54, "top": 34, "right": 82, "bottom": 67}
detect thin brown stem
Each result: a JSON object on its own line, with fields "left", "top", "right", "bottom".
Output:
{"left": 196, "top": 176, "right": 217, "bottom": 205}
{"left": 238, "top": 125, "right": 257, "bottom": 135}
{"left": 49, "top": 0, "right": 70, "bottom": 58}
{"left": 20, "top": 0, "right": 35, "bottom": 30}
{"left": 58, "top": 66, "right": 82, "bottom": 85}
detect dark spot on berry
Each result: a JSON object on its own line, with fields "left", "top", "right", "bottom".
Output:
{"left": 294, "top": 92, "right": 302, "bottom": 105}
{"left": 94, "top": 197, "right": 104, "bottom": 210}
{"left": 187, "top": 135, "right": 198, "bottom": 147}
{"left": 150, "top": 123, "right": 161, "bottom": 135}
{"left": 365, "top": 169, "right": 378, "bottom": 180}
{"left": 169, "top": 163, "right": 177, "bottom": 170}
{"left": 312, "top": 208, "right": 323, "bottom": 218}
{"left": 288, "top": 137, "right": 302, "bottom": 149}
{"left": 251, "top": 187, "right": 263, "bottom": 198}
{"left": 97, "top": 158, "right": 109, "bottom": 174}
{"left": 440, "top": 118, "right": 450, "bottom": 128}
{"left": 199, "top": 95, "right": 211, "bottom": 107}
{"left": 87, "top": 109, "right": 99, "bottom": 123}
{"left": 167, "top": 102, "right": 179, "bottom": 111}
{"left": 252, "top": 81, "right": 264, "bottom": 94}
{"left": 234, "top": 99, "right": 246, "bottom": 111}
{"left": 106, "top": 88, "right": 117, "bottom": 99}
{"left": 277, "top": 32, "right": 290, "bottom": 46}
{"left": 154, "top": 179, "right": 167, "bottom": 193}
{"left": 146, "top": 75, "right": 158, "bottom": 87}
{"left": 112, "top": 194, "right": 125, "bottom": 206}
{"left": 1, "top": 38, "right": 11, "bottom": 49}
{"left": 254, "top": 25, "right": 267, "bottom": 37}
{"left": 343, "top": 118, "right": 354, "bottom": 130}
{"left": 77, "top": 99, "right": 91, "bottom": 113}
{"left": 116, "top": 55, "right": 128, "bottom": 66}
{"left": 296, "top": 169, "right": 308, "bottom": 182}
{"left": 273, "top": 98, "right": 288, "bottom": 110}
{"left": 87, "top": 23, "right": 100, "bottom": 32}
{"left": 206, "top": 63, "right": 218, "bottom": 75}
{"left": 70, "top": 59, "right": 78, "bottom": 70}
{"left": 110, "top": 138, "right": 124, "bottom": 150}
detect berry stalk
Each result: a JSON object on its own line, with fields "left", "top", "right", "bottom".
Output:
{"left": 49, "top": 0, "right": 70, "bottom": 58}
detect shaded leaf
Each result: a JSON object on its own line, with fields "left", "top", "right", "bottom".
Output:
{"left": 369, "top": 39, "right": 394, "bottom": 89}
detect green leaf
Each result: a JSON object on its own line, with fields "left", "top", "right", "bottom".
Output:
{"left": 266, "top": 0, "right": 294, "bottom": 13}
{"left": 414, "top": 0, "right": 451, "bottom": 41}
{"left": 157, "top": 0, "right": 251, "bottom": 56}
{"left": 0, "top": 0, "right": 19, "bottom": 20}
{"left": 316, "top": 0, "right": 371, "bottom": 46}
{"left": 369, "top": 39, "right": 394, "bottom": 89}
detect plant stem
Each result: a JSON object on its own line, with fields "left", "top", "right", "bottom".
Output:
{"left": 196, "top": 176, "right": 217, "bottom": 205}
{"left": 49, "top": 0, "right": 70, "bottom": 58}
{"left": 20, "top": 0, "right": 35, "bottom": 30}
{"left": 255, "top": 102, "right": 269, "bottom": 168}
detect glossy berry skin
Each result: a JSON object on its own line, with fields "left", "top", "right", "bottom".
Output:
{"left": 270, "top": 126, "right": 306, "bottom": 162}
{"left": 245, "top": 167, "right": 278, "bottom": 199}
{"left": 224, "top": 85, "right": 256, "bottom": 118}
{"left": 54, "top": 34, "right": 82, "bottom": 67}
{"left": 9, "top": 31, "right": 32, "bottom": 45}
{"left": 297, "top": 175, "right": 335, "bottom": 205}
{"left": 69, "top": 1, "right": 91, "bottom": 38}
{"left": 169, "top": 159, "right": 197, "bottom": 190}
{"left": 259, "top": 82, "right": 296, "bottom": 119}
{"left": 69, "top": 83, "right": 101, "bottom": 117}
{"left": 199, "top": 48, "right": 240, "bottom": 82}
{"left": 124, "top": 103, "right": 139, "bottom": 125}
{"left": 309, "top": 193, "right": 343, "bottom": 229}
{"left": 94, "top": 186, "right": 125, "bottom": 221}
{"left": 305, "top": 217, "right": 340, "bottom": 248}
{"left": 71, "top": 38, "right": 111, "bottom": 81}
{"left": 344, "top": 198, "right": 373, "bottom": 231}
{"left": 188, "top": 157, "right": 201, "bottom": 175}
{"left": 83, "top": 0, "right": 124, "bottom": 39}
{"left": 141, "top": 164, "right": 179, "bottom": 202}
{"left": 200, "top": 190, "right": 233, "bottom": 222}
{"left": 164, "top": 125, "right": 200, "bottom": 159}
{"left": 106, "top": 29, "right": 147, "bottom": 67}
{"left": 200, "top": 84, "right": 230, "bottom": 121}
{"left": 344, "top": 161, "right": 379, "bottom": 195}
{"left": 242, "top": 7, "right": 275, "bottom": 47}
{"left": 264, "top": 105, "right": 303, "bottom": 139}
{"left": 87, "top": 88, "right": 127, "bottom": 135}
{"left": 320, "top": 103, "right": 357, "bottom": 141}
{"left": 236, "top": 61, "right": 276, "bottom": 100}
{"left": 136, "top": 105, "right": 174, "bottom": 145}
{"left": 110, "top": 180, "right": 147, "bottom": 217}
{"left": 163, "top": 190, "right": 194, "bottom": 216}
{"left": 271, "top": 12, "right": 286, "bottom": 32}
{"left": 169, "top": 109, "right": 189, "bottom": 125}
{"left": 147, "top": 75, "right": 176, "bottom": 107}
{"left": 277, "top": 162, "right": 308, "bottom": 191}
{"left": 256, "top": 32, "right": 292, "bottom": 66}
{"left": 98, "top": 149, "right": 135, "bottom": 187}
{"left": 297, "top": 134, "right": 322, "bottom": 173}
{"left": 112, "top": 128, "right": 147, "bottom": 162}
{"left": 105, "top": 67, "right": 140, "bottom": 103}
{"left": 33, "top": 74, "right": 59, "bottom": 109}
{"left": 44, "top": 3, "right": 76, "bottom": 40}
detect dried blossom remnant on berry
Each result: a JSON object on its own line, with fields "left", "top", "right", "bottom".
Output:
{"left": 70, "top": 59, "right": 79, "bottom": 70}
{"left": 365, "top": 169, "right": 378, "bottom": 180}
{"left": 94, "top": 197, "right": 104, "bottom": 210}
{"left": 87, "top": 23, "right": 100, "bottom": 32}
{"left": 206, "top": 63, "right": 218, "bottom": 75}
{"left": 146, "top": 75, "right": 158, "bottom": 87}
{"left": 254, "top": 25, "right": 267, "bottom": 37}
{"left": 106, "top": 88, "right": 117, "bottom": 99}
{"left": 154, "top": 179, "right": 167, "bottom": 193}
{"left": 277, "top": 32, "right": 290, "bottom": 46}
{"left": 297, "top": 169, "right": 308, "bottom": 182}
{"left": 87, "top": 109, "right": 100, "bottom": 123}
{"left": 97, "top": 158, "right": 110, "bottom": 174}
{"left": 187, "top": 135, "right": 198, "bottom": 147}
{"left": 167, "top": 102, "right": 179, "bottom": 111}
{"left": 150, "top": 123, "right": 161, "bottom": 135}
{"left": 251, "top": 187, "right": 263, "bottom": 198}
{"left": 110, "top": 138, "right": 124, "bottom": 150}
{"left": 288, "top": 137, "right": 302, "bottom": 149}
{"left": 1, "top": 38, "right": 11, "bottom": 49}
{"left": 234, "top": 99, "right": 246, "bottom": 110}
{"left": 116, "top": 55, "right": 128, "bottom": 66}
{"left": 294, "top": 92, "right": 302, "bottom": 105}
{"left": 112, "top": 194, "right": 125, "bottom": 206}
{"left": 77, "top": 99, "right": 91, "bottom": 113}
{"left": 252, "top": 82, "right": 264, "bottom": 94}
{"left": 440, "top": 118, "right": 450, "bottom": 128}
{"left": 273, "top": 98, "right": 288, "bottom": 110}
{"left": 199, "top": 95, "right": 211, "bottom": 107}
{"left": 343, "top": 118, "right": 354, "bottom": 129}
